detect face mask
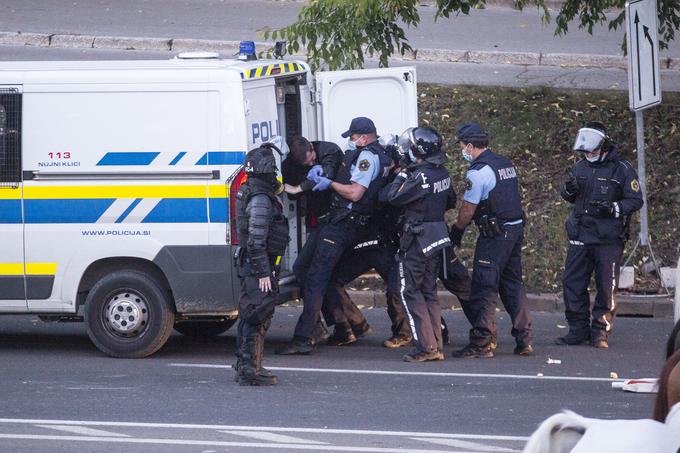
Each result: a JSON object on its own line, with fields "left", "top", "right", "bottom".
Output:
{"left": 347, "top": 139, "right": 357, "bottom": 151}
{"left": 585, "top": 151, "right": 601, "bottom": 163}
{"left": 461, "top": 147, "right": 473, "bottom": 162}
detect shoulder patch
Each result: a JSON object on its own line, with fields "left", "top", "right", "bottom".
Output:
{"left": 464, "top": 178, "right": 473, "bottom": 192}
{"left": 630, "top": 179, "right": 640, "bottom": 192}
{"left": 358, "top": 159, "right": 370, "bottom": 171}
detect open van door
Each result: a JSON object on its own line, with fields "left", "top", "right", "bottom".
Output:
{"left": 314, "top": 67, "right": 418, "bottom": 147}
{"left": 0, "top": 87, "right": 27, "bottom": 310}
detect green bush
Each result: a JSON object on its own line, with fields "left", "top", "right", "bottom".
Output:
{"left": 418, "top": 84, "right": 680, "bottom": 292}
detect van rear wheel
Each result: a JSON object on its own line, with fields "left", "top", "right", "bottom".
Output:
{"left": 85, "top": 270, "right": 175, "bottom": 358}
{"left": 174, "top": 318, "right": 237, "bottom": 338}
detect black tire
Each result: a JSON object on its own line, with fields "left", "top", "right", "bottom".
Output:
{"left": 84, "top": 270, "right": 175, "bottom": 358}
{"left": 173, "top": 318, "right": 237, "bottom": 338}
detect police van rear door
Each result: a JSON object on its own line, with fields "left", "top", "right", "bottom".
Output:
{"left": 314, "top": 67, "right": 418, "bottom": 147}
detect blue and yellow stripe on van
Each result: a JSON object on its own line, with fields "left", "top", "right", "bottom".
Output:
{"left": 241, "top": 62, "right": 306, "bottom": 80}
{"left": 0, "top": 262, "right": 57, "bottom": 300}
{"left": 0, "top": 184, "right": 230, "bottom": 224}
{"left": 96, "top": 151, "right": 246, "bottom": 166}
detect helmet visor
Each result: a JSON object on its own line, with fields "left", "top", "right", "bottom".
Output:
{"left": 397, "top": 127, "right": 415, "bottom": 159}
{"left": 573, "top": 127, "right": 605, "bottom": 153}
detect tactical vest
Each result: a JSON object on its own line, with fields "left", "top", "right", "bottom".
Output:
{"left": 402, "top": 163, "right": 454, "bottom": 223}
{"left": 236, "top": 178, "right": 289, "bottom": 256}
{"left": 331, "top": 142, "right": 391, "bottom": 216}
{"left": 566, "top": 150, "right": 631, "bottom": 244}
{"left": 470, "top": 149, "right": 523, "bottom": 223}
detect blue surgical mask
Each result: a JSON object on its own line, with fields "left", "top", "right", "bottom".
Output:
{"left": 347, "top": 138, "right": 357, "bottom": 151}
{"left": 461, "top": 147, "right": 473, "bottom": 162}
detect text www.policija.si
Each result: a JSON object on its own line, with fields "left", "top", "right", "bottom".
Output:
{"left": 81, "top": 230, "right": 151, "bottom": 236}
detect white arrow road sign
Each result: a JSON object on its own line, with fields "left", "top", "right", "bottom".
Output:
{"left": 626, "top": 0, "right": 662, "bottom": 111}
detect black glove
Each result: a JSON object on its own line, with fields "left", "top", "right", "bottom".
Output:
{"left": 564, "top": 170, "right": 579, "bottom": 195}
{"left": 449, "top": 225, "right": 465, "bottom": 247}
{"left": 589, "top": 200, "right": 615, "bottom": 218}
{"left": 398, "top": 155, "right": 411, "bottom": 169}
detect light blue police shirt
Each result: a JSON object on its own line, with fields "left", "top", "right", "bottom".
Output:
{"left": 463, "top": 165, "right": 496, "bottom": 204}
{"left": 345, "top": 150, "right": 380, "bottom": 209}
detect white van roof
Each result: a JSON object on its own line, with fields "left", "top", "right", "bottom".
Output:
{"left": 0, "top": 57, "right": 309, "bottom": 82}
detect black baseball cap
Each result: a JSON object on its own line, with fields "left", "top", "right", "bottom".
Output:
{"left": 341, "top": 117, "right": 377, "bottom": 138}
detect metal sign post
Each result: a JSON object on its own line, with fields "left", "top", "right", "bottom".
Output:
{"left": 624, "top": 0, "right": 667, "bottom": 293}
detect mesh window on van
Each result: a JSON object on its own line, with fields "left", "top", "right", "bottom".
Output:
{"left": 0, "top": 88, "right": 21, "bottom": 188}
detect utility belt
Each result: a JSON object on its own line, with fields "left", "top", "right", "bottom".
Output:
{"left": 319, "top": 208, "right": 371, "bottom": 227}
{"left": 475, "top": 215, "right": 505, "bottom": 238}
{"left": 233, "top": 246, "right": 281, "bottom": 274}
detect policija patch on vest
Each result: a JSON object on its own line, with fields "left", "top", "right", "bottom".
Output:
{"left": 631, "top": 179, "right": 640, "bottom": 192}
{"left": 358, "top": 159, "right": 370, "bottom": 171}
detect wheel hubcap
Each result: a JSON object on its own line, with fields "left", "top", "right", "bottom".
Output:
{"left": 105, "top": 291, "right": 149, "bottom": 337}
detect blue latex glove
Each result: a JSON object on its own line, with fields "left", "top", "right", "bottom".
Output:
{"left": 312, "top": 176, "right": 332, "bottom": 192}
{"left": 307, "top": 165, "right": 323, "bottom": 182}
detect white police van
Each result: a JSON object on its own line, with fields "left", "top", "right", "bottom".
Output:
{"left": 0, "top": 43, "right": 418, "bottom": 357}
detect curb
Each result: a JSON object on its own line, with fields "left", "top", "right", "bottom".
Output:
{"left": 1, "top": 31, "right": 678, "bottom": 71}
{"left": 338, "top": 290, "right": 675, "bottom": 318}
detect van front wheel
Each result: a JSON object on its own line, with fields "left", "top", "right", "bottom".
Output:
{"left": 85, "top": 270, "right": 175, "bottom": 358}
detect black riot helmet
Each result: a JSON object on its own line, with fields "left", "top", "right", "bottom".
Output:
{"left": 397, "top": 126, "right": 446, "bottom": 165}
{"left": 243, "top": 143, "right": 282, "bottom": 175}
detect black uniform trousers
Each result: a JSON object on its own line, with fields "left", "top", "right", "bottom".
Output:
{"left": 562, "top": 242, "right": 623, "bottom": 339}
{"left": 293, "top": 217, "right": 367, "bottom": 340}
{"left": 235, "top": 262, "right": 278, "bottom": 361}
{"left": 325, "top": 242, "right": 409, "bottom": 338}
{"left": 468, "top": 223, "right": 533, "bottom": 348}
{"left": 398, "top": 242, "right": 443, "bottom": 353}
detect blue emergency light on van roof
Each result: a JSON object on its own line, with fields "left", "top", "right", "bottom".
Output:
{"left": 238, "top": 41, "right": 257, "bottom": 61}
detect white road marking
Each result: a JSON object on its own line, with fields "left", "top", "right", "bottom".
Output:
{"left": 416, "top": 437, "right": 519, "bottom": 452}
{"left": 169, "top": 363, "right": 622, "bottom": 383}
{"left": 35, "top": 424, "right": 129, "bottom": 437}
{"left": 0, "top": 418, "right": 529, "bottom": 441}
{"left": 0, "top": 434, "right": 496, "bottom": 452}
{"left": 219, "top": 430, "right": 327, "bottom": 444}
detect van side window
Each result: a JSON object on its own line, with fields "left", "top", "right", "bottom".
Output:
{"left": 0, "top": 89, "right": 21, "bottom": 188}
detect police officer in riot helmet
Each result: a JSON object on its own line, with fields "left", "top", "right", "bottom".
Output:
{"left": 556, "top": 121, "right": 643, "bottom": 349}
{"left": 233, "top": 143, "right": 289, "bottom": 385}
{"left": 449, "top": 122, "right": 533, "bottom": 358}
{"left": 386, "top": 126, "right": 456, "bottom": 362}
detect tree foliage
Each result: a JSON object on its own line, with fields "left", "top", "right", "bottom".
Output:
{"left": 263, "top": 0, "right": 680, "bottom": 71}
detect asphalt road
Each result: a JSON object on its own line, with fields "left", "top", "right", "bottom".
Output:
{"left": 0, "top": 308, "right": 673, "bottom": 452}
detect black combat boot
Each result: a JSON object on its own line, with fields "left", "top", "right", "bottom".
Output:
{"left": 555, "top": 329, "right": 591, "bottom": 346}
{"left": 327, "top": 322, "right": 357, "bottom": 346}
{"left": 275, "top": 337, "right": 314, "bottom": 355}
{"left": 238, "top": 335, "right": 277, "bottom": 386}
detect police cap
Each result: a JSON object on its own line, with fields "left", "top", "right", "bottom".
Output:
{"left": 456, "top": 122, "right": 488, "bottom": 143}
{"left": 341, "top": 117, "right": 377, "bottom": 138}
